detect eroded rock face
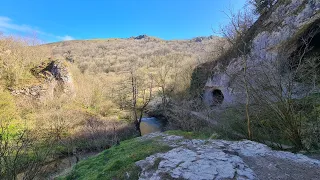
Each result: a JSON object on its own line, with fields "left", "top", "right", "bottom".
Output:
{"left": 201, "top": 0, "right": 320, "bottom": 106}
{"left": 44, "top": 60, "right": 75, "bottom": 97}
{"left": 10, "top": 60, "right": 75, "bottom": 100}
{"left": 136, "top": 133, "right": 320, "bottom": 180}
{"left": 9, "top": 85, "right": 46, "bottom": 98}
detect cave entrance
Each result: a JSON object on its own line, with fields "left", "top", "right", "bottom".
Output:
{"left": 309, "top": 30, "right": 320, "bottom": 52}
{"left": 293, "top": 23, "right": 320, "bottom": 84}
{"left": 212, "top": 89, "right": 224, "bottom": 105}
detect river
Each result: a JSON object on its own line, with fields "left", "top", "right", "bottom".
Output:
{"left": 140, "top": 117, "right": 163, "bottom": 135}
{"left": 18, "top": 117, "right": 163, "bottom": 179}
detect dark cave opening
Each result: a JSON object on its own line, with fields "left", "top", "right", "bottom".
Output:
{"left": 299, "top": 25, "right": 320, "bottom": 82}
{"left": 309, "top": 30, "right": 320, "bottom": 52}
{"left": 288, "top": 23, "right": 320, "bottom": 84}
{"left": 212, "top": 89, "right": 224, "bottom": 105}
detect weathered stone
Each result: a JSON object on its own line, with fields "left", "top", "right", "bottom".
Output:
{"left": 200, "top": 0, "right": 320, "bottom": 106}
{"left": 136, "top": 133, "right": 320, "bottom": 180}
{"left": 9, "top": 60, "right": 75, "bottom": 100}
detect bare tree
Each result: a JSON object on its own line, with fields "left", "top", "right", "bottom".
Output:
{"left": 149, "top": 54, "right": 182, "bottom": 108}
{"left": 0, "top": 91, "right": 54, "bottom": 179}
{"left": 219, "top": 7, "right": 255, "bottom": 139}
{"left": 249, "top": 0, "right": 277, "bottom": 15}
{"left": 130, "top": 69, "right": 153, "bottom": 136}
{"left": 242, "top": 25, "right": 320, "bottom": 150}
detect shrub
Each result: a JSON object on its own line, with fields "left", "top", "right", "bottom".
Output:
{"left": 0, "top": 35, "right": 50, "bottom": 87}
{"left": 249, "top": 0, "right": 277, "bottom": 15}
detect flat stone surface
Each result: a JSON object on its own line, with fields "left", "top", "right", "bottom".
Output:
{"left": 136, "top": 132, "right": 320, "bottom": 180}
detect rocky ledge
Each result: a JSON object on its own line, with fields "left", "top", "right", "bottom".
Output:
{"left": 136, "top": 133, "right": 320, "bottom": 180}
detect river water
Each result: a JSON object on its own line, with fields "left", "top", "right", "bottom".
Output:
{"left": 140, "top": 117, "right": 162, "bottom": 135}
{"left": 18, "top": 117, "right": 163, "bottom": 179}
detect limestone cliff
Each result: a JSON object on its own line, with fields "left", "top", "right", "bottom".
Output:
{"left": 191, "top": 0, "right": 320, "bottom": 106}
{"left": 10, "top": 60, "right": 75, "bottom": 100}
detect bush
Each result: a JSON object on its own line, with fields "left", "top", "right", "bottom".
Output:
{"left": 0, "top": 90, "right": 17, "bottom": 122}
{"left": 249, "top": 0, "right": 277, "bottom": 15}
{"left": 0, "top": 90, "right": 55, "bottom": 179}
{"left": 0, "top": 35, "right": 50, "bottom": 87}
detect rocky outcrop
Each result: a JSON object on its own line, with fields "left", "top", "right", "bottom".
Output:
{"left": 130, "top": 34, "right": 161, "bottom": 41}
{"left": 9, "top": 84, "right": 48, "bottom": 98}
{"left": 42, "top": 60, "right": 75, "bottom": 97}
{"left": 191, "top": 35, "right": 218, "bottom": 43}
{"left": 191, "top": 0, "right": 320, "bottom": 106}
{"left": 10, "top": 60, "right": 75, "bottom": 100}
{"left": 136, "top": 132, "right": 320, "bottom": 180}
{"left": 133, "top": 35, "right": 150, "bottom": 40}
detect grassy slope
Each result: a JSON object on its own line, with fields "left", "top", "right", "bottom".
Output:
{"left": 60, "top": 137, "right": 171, "bottom": 180}
{"left": 59, "top": 130, "right": 220, "bottom": 180}
{"left": 0, "top": 35, "right": 225, "bottom": 175}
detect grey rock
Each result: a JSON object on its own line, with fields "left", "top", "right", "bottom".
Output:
{"left": 136, "top": 133, "right": 320, "bottom": 180}
{"left": 200, "top": 0, "right": 320, "bottom": 107}
{"left": 9, "top": 60, "right": 75, "bottom": 100}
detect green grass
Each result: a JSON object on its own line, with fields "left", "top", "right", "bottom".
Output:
{"left": 59, "top": 137, "right": 171, "bottom": 180}
{"left": 165, "top": 130, "right": 219, "bottom": 140}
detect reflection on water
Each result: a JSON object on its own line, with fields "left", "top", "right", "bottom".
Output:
{"left": 140, "top": 117, "right": 162, "bottom": 135}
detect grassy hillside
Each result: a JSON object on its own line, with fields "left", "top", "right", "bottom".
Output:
{"left": 42, "top": 35, "right": 227, "bottom": 122}
{"left": 46, "top": 36, "right": 226, "bottom": 75}
{"left": 44, "top": 36, "right": 228, "bottom": 103}
{"left": 0, "top": 34, "right": 227, "bottom": 179}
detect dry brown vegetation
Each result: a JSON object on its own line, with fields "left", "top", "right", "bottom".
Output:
{"left": 0, "top": 34, "right": 227, "bottom": 178}
{"left": 46, "top": 36, "right": 227, "bottom": 105}
{"left": 0, "top": 35, "right": 50, "bottom": 87}
{"left": 45, "top": 36, "right": 228, "bottom": 133}
{"left": 47, "top": 36, "right": 225, "bottom": 73}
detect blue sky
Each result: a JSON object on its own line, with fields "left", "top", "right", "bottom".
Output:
{"left": 0, "top": 0, "right": 247, "bottom": 43}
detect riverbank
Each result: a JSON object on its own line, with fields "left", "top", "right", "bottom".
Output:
{"left": 17, "top": 117, "right": 163, "bottom": 179}
{"left": 58, "top": 131, "right": 320, "bottom": 180}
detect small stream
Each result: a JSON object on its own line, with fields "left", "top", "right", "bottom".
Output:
{"left": 17, "top": 151, "right": 100, "bottom": 180}
{"left": 21, "top": 117, "right": 163, "bottom": 179}
{"left": 45, "top": 152, "right": 99, "bottom": 179}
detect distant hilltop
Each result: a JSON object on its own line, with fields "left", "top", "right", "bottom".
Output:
{"left": 128, "top": 34, "right": 161, "bottom": 41}
{"left": 127, "top": 34, "right": 220, "bottom": 42}
{"left": 44, "top": 34, "right": 222, "bottom": 44}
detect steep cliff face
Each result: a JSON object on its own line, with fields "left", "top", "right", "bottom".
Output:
{"left": 191, "top": 0, "right": 320, "bottom": 106}
{"left": 42, "top": 60, "right": 75, "bottom": 98}
{"left": 10, "top": 60, "right": 75, "bottom": 100}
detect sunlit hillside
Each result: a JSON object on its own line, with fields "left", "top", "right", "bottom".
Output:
{"left": 1, "top": 0, "right": 320, "bottom": 179}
